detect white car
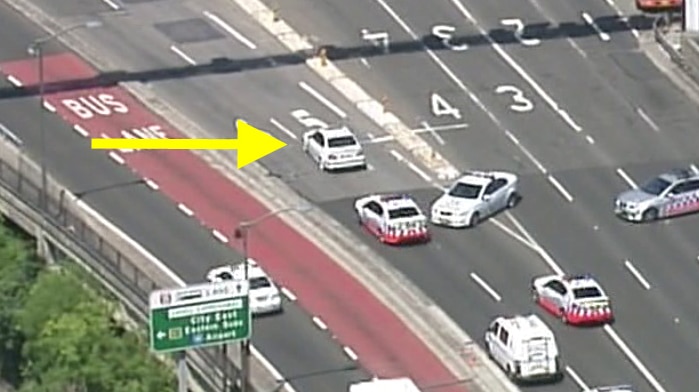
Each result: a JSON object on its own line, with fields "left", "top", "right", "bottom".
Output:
{"left": 302, "top": 127, "right": 367, "bottom": 171}
{"left": 206, "top": 259, "right": 282, "bottom": 315}
{"left": 430, "top": 170, "right": 519, "bottom": 228}
{"left": 354, "top": 194, "right": 430, "bottom": 245}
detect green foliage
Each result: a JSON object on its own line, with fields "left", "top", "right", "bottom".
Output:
{"left": 0, "top": 224, "right": 41, "bottom": 386}
{"left": 0, "top": 221, "right": 175, "bottom": 391}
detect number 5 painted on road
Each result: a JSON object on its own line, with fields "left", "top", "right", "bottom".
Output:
{"left": 495, "top": 85, "right": 534, "bottom": 113}
{"left": 431, "top": 25, "right": 469, "bottom": 51}
{"left": 290, "top": 109, "right": 329, "bottom": 129}
{"left": 500, "top": 18, "right": 541, "bottom": 47}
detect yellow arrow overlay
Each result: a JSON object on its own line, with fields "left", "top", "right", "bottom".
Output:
{"left": 91, "top": 120, "right": 288, "bottom": 169}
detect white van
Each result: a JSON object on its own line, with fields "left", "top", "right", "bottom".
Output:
{"left": 349, "top": 378, "right": 421, "bottom": 392}
{"left": 485, "top": 314, "right": 562, "bottom": 383}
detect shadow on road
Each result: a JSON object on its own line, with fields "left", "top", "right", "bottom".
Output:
{"left": 0, "top": 14, "right": 654, "bottom": 100}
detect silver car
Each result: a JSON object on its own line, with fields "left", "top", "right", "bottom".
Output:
{"left": 614, "top": 168, "right": 699, "bottom": 222}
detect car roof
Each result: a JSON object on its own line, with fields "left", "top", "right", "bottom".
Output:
{"left": 562, "top": 274, "right": 603, "bottom": 290}
{"left": 455, "top": 170, "right": 514, "bottom": 187}
{"left": 376, "top": 194, "right": 420, "bottom": 210}
{"left": 658, "top": 168, "right": 696, "bottom": 183}
{"left": 497, "top": 314, "right": 554, "bottom": 340}
{"left": 318, "top": 126, "right": 355, "bottom": 139}
{"left": 213, "top": 259, "right": 269, "bottom": 280}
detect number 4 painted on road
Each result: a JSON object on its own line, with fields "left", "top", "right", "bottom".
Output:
{"left": 430, "top": 93, "right": 462, "bottom": 119}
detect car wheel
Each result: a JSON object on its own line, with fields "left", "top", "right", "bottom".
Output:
{"left": 560, "top": 310, "right": 568, "bottom": 324}
{"left": 642, "top": 208, "right": 658, "bottom": 222}
{"left": 318, "top": 159, "right": 326, "bottom": 171}
{"left": 469, "top": 212, "right": 480, "bottom": 227}
{"left": 506, "top": 193, "right": 520, "bottom": 209}
{"left": 531, "top": 287, "right": 539, "bottom": 302}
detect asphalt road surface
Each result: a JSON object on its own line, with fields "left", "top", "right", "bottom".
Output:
{"left": 251, "top": 0, "right": 699, "bottom": 391}
{"left": 6, "top": 0, "right": 699, "bottom": 391}
{"left": 0, "top": 3, "right": 369, "bottom": 391}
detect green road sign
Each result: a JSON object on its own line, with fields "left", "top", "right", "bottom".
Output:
{"left": 149, "top": 280, "right": 251, "bottom": 353}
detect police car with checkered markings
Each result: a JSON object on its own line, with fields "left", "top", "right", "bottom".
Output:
{"left": 532, "top": 274, "right": 614, "bottom": 326}
{"left": 354, "top": 194, "right": 430, "bottom": 245}
{"left": 615, "top": 167, "right": 699, "bottom": 222}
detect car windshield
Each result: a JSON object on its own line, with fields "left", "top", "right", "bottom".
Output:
{"left": 250, "top": 276, "right": 272, "bottom": 290}
{"left": 388, "top": 207, "right": 419, "bottom": 219}
{"left": 640, "top": 177, "right": 671, "bottom": 196}
{"left": 327, "top": 136, "right": 357, "bottom": 148}
{"left": 448, "top": 182, "right": 482, "bottom": 199}
{"left": 572, "top": 287, "right": 602, "bottom": 299}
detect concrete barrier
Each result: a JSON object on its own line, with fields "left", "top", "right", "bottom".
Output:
{"left": 0, "top": 139, "right": 281, "bottom": 392}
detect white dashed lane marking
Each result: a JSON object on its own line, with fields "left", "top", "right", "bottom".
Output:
{"left": 280, "top": 287, "right": 297, "bottom": 301}
{"left": 177, "top": 203, "right": 194, "bottom": 217}
{"left": 212, "top": 229, "right": 229, "bottom": 243}
{"left": 312, "top": 316, "right": 328, "bottom": 330}
{"left": 343, "top": 346, "right": 358, "bottom": 361}
{"left": 108, "top": 151, "right": 125, "bottom": 165}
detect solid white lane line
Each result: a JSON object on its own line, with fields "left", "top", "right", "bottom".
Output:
{"left": 270, "top": 118, "right": 298, "bottom": 140}
{"left": 362, "top": 123, "right": 469, "bottom": 144}
{"left": 447, "top": 0, "right": 584, "bottom": 132}
{"left": 312, "top": 316, "right": 328, "bottom": 330}
{"left": 636, "top": 108, "right": 660, "bottom": 132}
{"left": 72, "top": 124, "right": 89, "bottom": 137}
{"left": 490, "top": 218, "right": 540, "bottom": 253}
{"left": 581, "top": 12, "right": 611, "bottom": 42}
{"left": 298, "top": 81, "right": 347, "bottom": 118}
{"left": 203, "top": 11, "right": 257, "bottom": 49}
{"left": 108, "top": 151, "right": 125, "bottom": 165}
{"left": 212, "top": 229, "right": 229, "bottom": 243}
{"left": 420, "top": 121, "right": 446, "bottom": 145}
{"left": 7, "top": 75, "right": 22, "bottom": 87}
{"left": 43, "top": 101, "right": 56, "bottom": 112}
{"left": 102, "top": 0, "right": 121, "bottom": 10}
{"left": 616, "top": 168, "right": 638, "bottom": 189}
{"left": 505, "top": 211, "right": 538, "bottom": 246}
{"left": 565, "top": 366, "right": 591, "bottom": 391}
{"left": 280, "top": 287, "right": 297, "bottom": 301}
{"left": 624, "top": 260, "right": 652, "bottom": 290}
{"left": 413, "top": 123, "right": 468, "bottom": 133}
{"left": 547, "top": 175, "right": 574, "bottom": 202}
{"left": 603, "top": 325, "right": 668, "bottom": 392}
{"left": 343, "top": 346, "right": 359, "bottom": 361}
{"left": 389, "top": 149, "right": 432, "bottom": 181}
{"left": 469, "top": 272, "right": 502, "bottom": 302}
{"left": 177, "top": 203, "right": 194, "bottom": 216}
{"left": 144, "top": 178, "right": 160, "bottom": 190}
{"left": 170, "top": 45, "right": 197, "bottom": 65}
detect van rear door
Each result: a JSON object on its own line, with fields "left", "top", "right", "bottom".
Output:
{"left": 520, "top": 337, "right": 556, "bottom": 376}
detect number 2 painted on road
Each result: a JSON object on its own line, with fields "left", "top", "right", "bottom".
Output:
{"left": 495, "top": 85, "right": 534, "bottom": 113}
{"left": 430, "top": 93, "right": 462, "bottom": 119}
{"left": 500, "top": 18, "right": 541, "bottom": 47}
{"left": 290, "top": 109, "right": 329, "bottom": 129}
{"left": 431, "top": 25, "right": 469, "bottom": 51}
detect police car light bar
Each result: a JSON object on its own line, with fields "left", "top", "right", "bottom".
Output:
{"left": 380, "top": 194, "right": 410, "bottom": 201}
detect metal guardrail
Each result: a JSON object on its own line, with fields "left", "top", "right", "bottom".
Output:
{"left": 653, "top": 15, "right": 699, "bottom": 85}
{"left": 0, "top": 140, "right": 243, "bottom": 392}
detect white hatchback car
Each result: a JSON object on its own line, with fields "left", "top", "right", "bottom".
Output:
{"left": 206, "top": 259, "right": 282, "bottom": 315}
{"left": 431, "top": 170, "right": 519, "bottom": 228}
{"left": 302, "top": 127, "right": 367, "bottom": 171}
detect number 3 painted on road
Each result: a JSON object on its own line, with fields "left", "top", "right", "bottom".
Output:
{"left": 495, "top": 85, "right": 534, "bottom": 113}
{"left": 431, "top": 25, "right": 469, "bottom": 51}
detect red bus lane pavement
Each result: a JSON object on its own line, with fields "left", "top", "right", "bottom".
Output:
{"left": 0, "top": 52, "right": 466, "bottom": 391}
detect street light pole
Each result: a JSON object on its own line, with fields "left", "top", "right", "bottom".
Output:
{"left": 232, "top": 205, "right": 312, "bottom": 392}
{"left": 28, "top": 20, "right": 102, "bottom": 212}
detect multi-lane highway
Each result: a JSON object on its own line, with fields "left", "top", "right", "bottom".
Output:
{"left": 0, "top": 3, "right": 369, "bottom": 392}
{"left": 3, "top": 0, "right": 699, "bottom": 391}
{"left": 254, "top": 0, "right": 699, "bottom": 390}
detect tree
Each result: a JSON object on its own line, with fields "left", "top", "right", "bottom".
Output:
{"left": 15, "top": 271, "right": 90, "bottom": 341}
{"left": 0, "top": 224, "right": 41, "bottom": 385}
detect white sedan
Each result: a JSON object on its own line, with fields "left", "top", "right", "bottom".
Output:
{"left": 431, "top": 170, "right": 519, "bottom": 228}
{"left": 206, "top": 259, "right": 282, "bottom": 315}
{"left": 302, "top": 127, "right": 367, "bottom": 171}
